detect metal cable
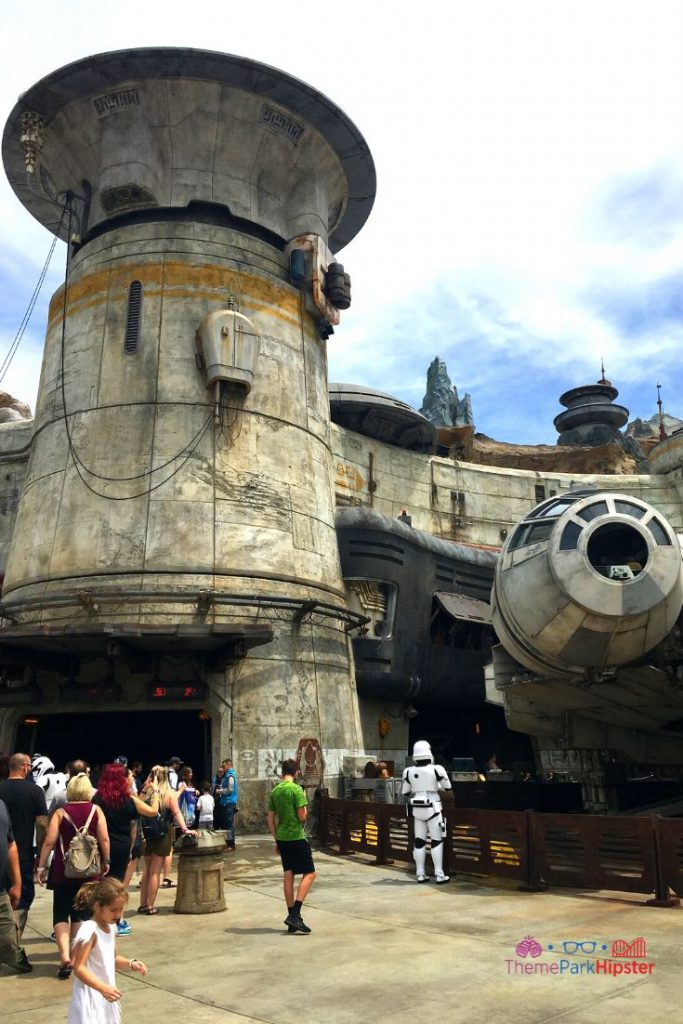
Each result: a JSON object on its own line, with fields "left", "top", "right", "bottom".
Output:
{"left": 57, "top": 195, "right": 215, "bottom": 500}
{"left": 0, "top": 207, "right": 65, "bottom": 384}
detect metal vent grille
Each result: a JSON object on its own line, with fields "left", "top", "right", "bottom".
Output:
{"left": 124, "top": 280, "right": 143, "bottom": 353}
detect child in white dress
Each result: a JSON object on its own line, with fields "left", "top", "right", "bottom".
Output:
{"left": 68, "top": 878, "right": 148, "bottom": 1024}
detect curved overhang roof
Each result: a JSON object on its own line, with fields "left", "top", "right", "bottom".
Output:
{"left": 558, "top": 382, "right": 619, "bottom": 407}
{"left": 329, "top": 383, "right": 436, "bottom": 453}
{"left": 554, "top": 403, "right": 629, "bottom": 432}
{"left": 3, "top": 48, "right": 376, "bottom": 250}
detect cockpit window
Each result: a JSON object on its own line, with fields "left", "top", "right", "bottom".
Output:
{"left": 526, "top": 497, "right": 574, "bottom": 520}
{"left": 586, "top": 522, "right": 648, "bottom": 580}
{"left": 648, "top": 517, "right": 672, "bottom": 546}
{"left": 614, "top": 500, "right": 646, "bottom": 520}
{"left": 508, "top": 519, "right": 556, "bottom": 551}
{"left": 559, "top": 521, "right": 583, "bottom": 550}
{"left": 577, "top": 501, "right": 609, "bottom": 522}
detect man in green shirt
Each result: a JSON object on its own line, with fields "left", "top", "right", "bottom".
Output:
{"left": 266, "top": 758, "right": 316, "bottom": 934}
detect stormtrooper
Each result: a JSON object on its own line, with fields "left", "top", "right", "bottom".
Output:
{"left": 401, "top": 740, "right": 451, "bottom": 884}
{"left": 31, "top": 753, "right": 68, "bottom": 808}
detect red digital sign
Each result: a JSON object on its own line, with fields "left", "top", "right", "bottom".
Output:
{"left": 148, "top": 684, "right": 207, "bottom": 700}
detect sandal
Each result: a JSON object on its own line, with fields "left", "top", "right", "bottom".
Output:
{"left": 145, "top": 906, "right": 159, "bottom": 915}
{"left": 161, "top": 879, "right": 176, "bottom": 888}
{"left": 137, "top": 906, "right": 148, "bottom": 914}
{"left": 57, "top": 963, "right": 73, "bottom": 979}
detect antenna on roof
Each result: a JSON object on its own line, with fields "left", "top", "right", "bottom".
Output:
{"left": 656, "top": 383, "right": 666, "bottom": 441}
{"left": 598, "top": 358, "right": 609, "bottom": 385}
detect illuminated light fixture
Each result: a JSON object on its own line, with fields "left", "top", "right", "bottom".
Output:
{"left": 147, "top": 683, "right": 208, "bottom": 701}
{"left": 22, "top": 716, "right": 40, "bottom": 725}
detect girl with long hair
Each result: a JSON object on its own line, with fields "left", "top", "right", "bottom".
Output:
{"left": 177, "top": 765, "right": 198, "bottom": 828}
{"left": 68, "top": 877, "right": 148, "bottom": 1023}
{"left": 138, "top": 765, "right": 194, "bottom": 915}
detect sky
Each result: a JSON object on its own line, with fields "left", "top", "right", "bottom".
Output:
{"left": 0, "top": 0, "right": 682, "bottom": 443}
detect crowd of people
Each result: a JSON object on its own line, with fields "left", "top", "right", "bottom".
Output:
{"left": 0, "top": 745, "right": 322, "bottom": 1021}
{"left": 0, "top": 750, "right": 243, "bottom": 987}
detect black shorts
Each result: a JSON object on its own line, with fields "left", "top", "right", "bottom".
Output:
{"left": 51, "top": 883, "right": 92, "bottom": 926}
{"left": 278, "top": 839, "right": 315, "bottom": 875}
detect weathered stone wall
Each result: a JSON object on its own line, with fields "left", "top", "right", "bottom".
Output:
{"left": 331, "top": 424, "right": 683, "bottom": 546}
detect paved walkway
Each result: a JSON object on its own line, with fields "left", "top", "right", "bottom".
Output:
{"left": 2, "top": 835, "right": 681, "bottom": 1023}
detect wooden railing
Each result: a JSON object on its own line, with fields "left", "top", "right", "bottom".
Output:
{"left": 318, "top": 797, "right": 683, "bottom": 907}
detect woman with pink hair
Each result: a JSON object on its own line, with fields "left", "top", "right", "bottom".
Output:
{"left": 93, "top": 764, "right": 161, "bottom": 935}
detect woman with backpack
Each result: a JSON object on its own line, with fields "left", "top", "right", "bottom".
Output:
{"left": 36, "top": 772, "right": 111, "bottom": 979}
{"left": 137, "top": 765, "right": 194, "bottom": 916}
{"left": 92, "top": 763, "right": 162, "bottom": 936}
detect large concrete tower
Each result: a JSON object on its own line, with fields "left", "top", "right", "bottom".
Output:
{"left": 1, "top": 49, "right": 375, "bottom": 818}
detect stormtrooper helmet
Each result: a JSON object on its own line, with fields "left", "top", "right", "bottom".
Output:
{"left": 412, "top": 740, "right": 434, "bottom": 764}
{"left": 31, "top": 754, "right": 55, "bottom": 778}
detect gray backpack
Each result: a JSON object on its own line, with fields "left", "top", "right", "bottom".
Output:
{"left": 59, "top": 807, "right": 101, "bottom": 879}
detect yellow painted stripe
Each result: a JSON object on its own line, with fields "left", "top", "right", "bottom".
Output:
{"left": 47, "top": 262, "right": 301, "bottom": 331}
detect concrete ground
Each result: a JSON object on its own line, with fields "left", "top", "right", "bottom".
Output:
{"left": 2, "top": 835, "right": 681, "bottom": 1023}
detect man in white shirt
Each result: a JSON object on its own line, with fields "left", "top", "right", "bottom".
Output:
{"left": 168, "top": 757, "right": 182, "bottom": 790}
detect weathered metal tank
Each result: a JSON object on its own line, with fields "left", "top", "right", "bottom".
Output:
{"left": 0, "top": 48, "right": 376, "bottom": 819}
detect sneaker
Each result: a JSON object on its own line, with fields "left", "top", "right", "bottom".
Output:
{"left": 117, "top": 920, "right": 132, "bottom": 936}
{"left": 4, "top": 948, "right": 33, "bottom": 973}
{"left": 284, "top": 914, "right": 311, "bottom": 934}
{"left": 416, "top": 875, "right": 430, "bottom": 883}
{"left": 435, "top": 874, "right": 450, "bottom": 885}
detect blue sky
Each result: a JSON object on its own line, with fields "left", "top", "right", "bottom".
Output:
{"left": 1, "top": 0, "right": 682, "bottom": 443}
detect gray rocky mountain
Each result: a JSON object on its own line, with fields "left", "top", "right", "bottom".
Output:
{"left": 627, "top": 412, "right": 683, "bottom": 438}
{"left": 419, "top": 357, "right": 474, "bottom": 428}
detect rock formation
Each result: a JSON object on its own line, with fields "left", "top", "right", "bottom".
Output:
{"left": 627, "top": 412, "right": 683, "bottom": 440}
{"left": 419, "top": 357, "right": 473, "bottom": 427}
{"left": 0, "top": 392, "right": 31, "bottom": 423}
{"left": 437, "top": 426, "right": 642, "bottom": 474}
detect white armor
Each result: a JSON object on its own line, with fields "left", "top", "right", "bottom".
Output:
{"left": 31, "top": 754, "right": 68, "bottom": 807}
{"left": 401, "top": 741, "right": 451, "bottom": 884}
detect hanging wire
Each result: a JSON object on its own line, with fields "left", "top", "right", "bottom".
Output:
{"left": 0, "top": 206, "right": 67, "bottom": 385}
{"left": 56, "top": 194, "right": 214, "bottom": 501}
{"left": 68, "top": 405, "right": 214, "bottom": 483}
{"left": 217, "top": 388, "right": 243, "bottom": 446}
